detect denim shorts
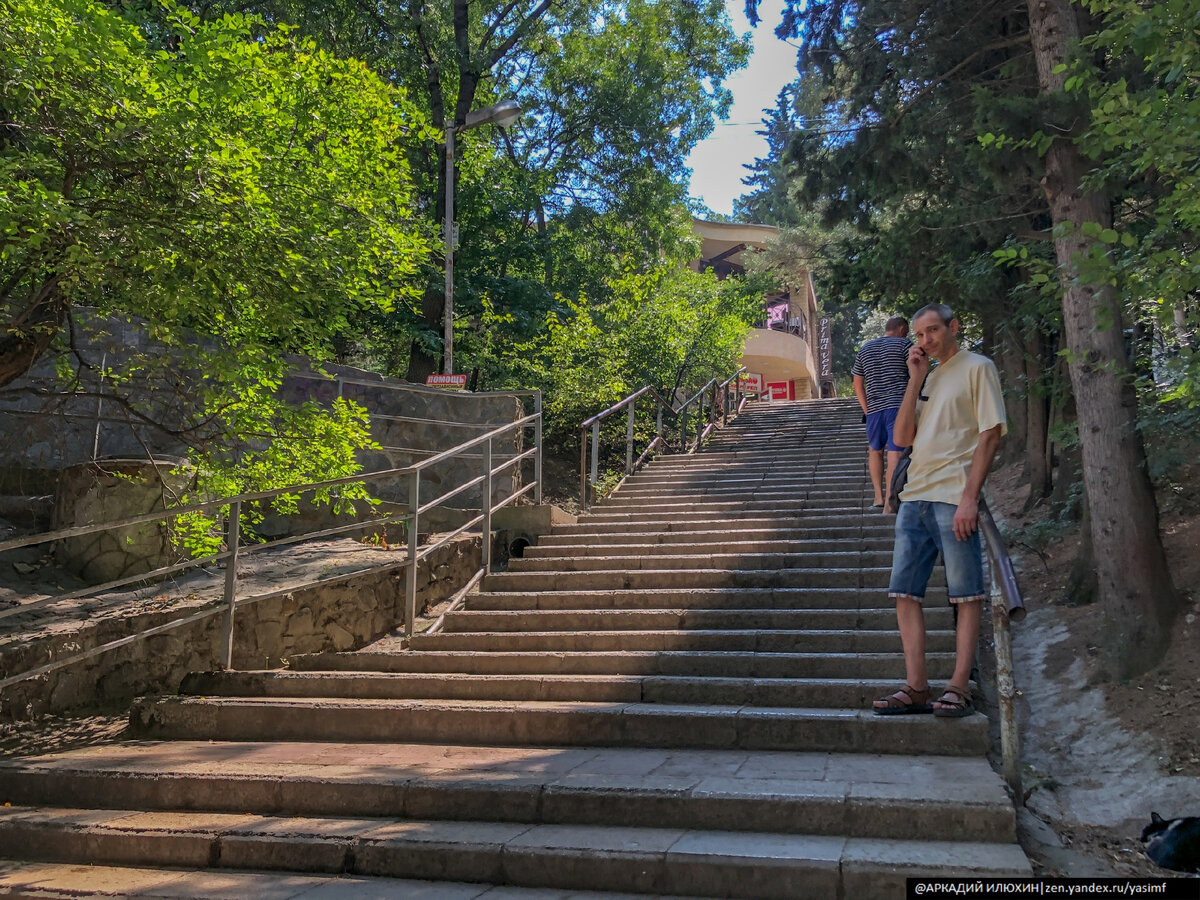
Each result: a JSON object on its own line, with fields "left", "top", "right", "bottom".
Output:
{"left": 865, "top": 408, "right": 902, "bottom": 451}
{"left": 888, "top": 500, "right": 986, "bottom": 604}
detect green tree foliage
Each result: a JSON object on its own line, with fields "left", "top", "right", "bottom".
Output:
{"left": 740, "top": 0, "right": 1193, "bottom": 673}
{"left": 1074, "top": 0, "right": 1200, "bottom": 405}
{"left": 0, "top": 0, "right": 433, "bottom": 511}
{"left": 476, "top": 266, "right": 762, "bottom": 450}
{"left": 213, "top": 0, "right": 750, "bottom": 378}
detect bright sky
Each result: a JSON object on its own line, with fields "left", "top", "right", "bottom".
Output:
{"left": 685, "top": 0, "right": 799, "bottom": 217}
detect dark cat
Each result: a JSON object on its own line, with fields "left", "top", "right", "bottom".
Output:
{"left": 1142, "top": 812, "right": 1200, "bottom": 874}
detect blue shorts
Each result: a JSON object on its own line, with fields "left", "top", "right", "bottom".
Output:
{"left": 865, "top": 408, "right": 902, "bottom": 451}
{"left": 889, "top": 500, "right": 986, "bottom": 604}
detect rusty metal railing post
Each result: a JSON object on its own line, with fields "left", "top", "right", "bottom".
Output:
{"left": 533, "top": 394, "right": 543, "bottom": 504}
{"left": 625, "top": 401, "right": 636, "bottom": 475}
{"left": 579, "top": 427, "right": 589, "bottom": 511}
{"left": 220, "top": 500, "right": 242, "bottom": 670}
{"left": 481, "top": 436, "right": 493, "bottom": 572}
{"left": 991, "top": 564, "right": 1021, "bottom": 801}
{"left": 404, "top": 470, "right": 420, "bottom": 638}
{"left": 590, "top": 420, "right": 600, "bottom": 504}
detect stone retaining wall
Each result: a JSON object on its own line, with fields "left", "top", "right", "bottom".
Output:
{"left": 0, "top": 312, "right": 530, "bottom": 511}
{"left": 0, "top": 536, "right": 480, "bottom": 721}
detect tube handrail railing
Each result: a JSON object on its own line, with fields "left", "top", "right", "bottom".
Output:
{"left": 0, "top": 397, "right": 543, "bottom": 688}
{"left": 577, "top": 367, "right": 746, "bottom": 509}
{"left": 978, "top": 496, "right": 1027, "bottom": 803}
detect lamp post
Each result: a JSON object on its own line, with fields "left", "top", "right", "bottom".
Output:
{"left": 443, "top": 99, "right": 522, "bottom": 375}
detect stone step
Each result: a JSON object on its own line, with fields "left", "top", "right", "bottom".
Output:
{"left": 0, "top": 807, "right": 1029, "bottom": 898}
{"left": 289, "top": 650, "right": 959, "bottom": 680}
{"left": 609, "top": 484, "right": 870, "bottom": 499}
{"left": 570, "top": 512, "right": 890, "bottom": 530}
{"left": 406, "top": 629, "right": 949, "bottom": 654}
{"left": 633, "top": 460, "right": 868, "bottom": 475}
{"left": 0, "top": 742, "right": 1015, "bottom": 843}
{"left": 127, "top": 696, "right": 990, "bottom": 756}
{"left": 442, "top": 609, "right": 942, "bottom": 632}
{"left": 464, "top": 587, "right": 946, "bottom": 611}
{"left": 533, "top": 532, "right": 894, "bottom": 550}
{"left": 178, "top": 671, "right": 964, "bottom": 711}
{"left": 609, "top": 472, "right": 864, "bottom": 487}
{"left": 550, "top": 518, "right": 893, "bottom": 537}
{"left": 589, "top": 500, "right": 875, "bottom": 516}
{"left": 505, "top": 551, "right": 896, "bottom": 573}
{"left": 0, "top": 861, "right": 705, "bottom": 900}
{"left": 481, "top": 567, "right": 940, "bottom": 592}
{"left": 617, "top": 474, "right": 868, "bottom": 490}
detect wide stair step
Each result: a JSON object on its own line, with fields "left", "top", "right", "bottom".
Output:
{"left": 180, "top": 670, "right": 959, "bottom": 708}
{"left": 0, "top": 807, "right": 1028, "bottom": 899}
{"left": 127, "top": 696, "right": 989, "bottom": 755}
{"left": 290, "top": 649, "right": 962, "bottom": 679}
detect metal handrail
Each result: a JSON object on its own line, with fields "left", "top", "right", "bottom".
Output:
{"left": 577, "top": 367, "right": 746, "bottom": 509}
{"left": 979, "top": 496, "right": 1027, "bottom": 803}
{"left": 0, "top": 402, "right": 543, "bottom": 689}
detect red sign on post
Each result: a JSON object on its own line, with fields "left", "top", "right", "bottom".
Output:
{"left": 739, "top": 372, "right": 763, "bottom": 394}
{"left": 426, "top": 374, "right": 467, "bottom": 390}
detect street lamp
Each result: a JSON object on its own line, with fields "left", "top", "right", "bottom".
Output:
{"left": 443, "top": 99, "right": 522, "bottom": 375}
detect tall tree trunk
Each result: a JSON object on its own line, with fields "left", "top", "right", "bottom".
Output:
{"left": 1023, "top": 331, "right": 1052, "bottom": 507}
{"left": 997, "top": 328, "right": 1028, "bottom": 468}
{"left": 0, "top": 277, "right": 66, "bottom": 389}
{"left": 1025, "top": 0, "right": 1180, "bottom": 676}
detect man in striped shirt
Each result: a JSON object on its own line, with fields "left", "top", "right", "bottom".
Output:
{"left": 852, "top": 317, "right": 911, "bottom": 509}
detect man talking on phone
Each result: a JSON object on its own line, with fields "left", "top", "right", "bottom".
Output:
{"left": 872, "top": 304, "right": 1006, "bottom": 718}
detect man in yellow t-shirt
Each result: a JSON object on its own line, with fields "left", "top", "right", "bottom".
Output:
{"left": 872, "top": 303, "right": 1006, "bottom": 718}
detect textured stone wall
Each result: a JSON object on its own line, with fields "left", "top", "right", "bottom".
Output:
{"left": 52, "top": 460, "right": 197, "bottom": 584}
{"left": 0, "top": 313, "right": 532, "bottom": 513}
{"left": 0, "top": 536, "right": 480, "bottom": 721}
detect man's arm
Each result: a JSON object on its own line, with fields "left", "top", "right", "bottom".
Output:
{"left": 892, "top": 345, "right": 929, "bottom": 447}
{"left": 952, "top": 424, "right": 1003, "bottom": 541}
{"left": 853, "top": 375, "right": 868, "bottom": 415}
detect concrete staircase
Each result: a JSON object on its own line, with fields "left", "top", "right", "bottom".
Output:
{"left": 0, "top": 398, "right": 1031, "bottom": 898}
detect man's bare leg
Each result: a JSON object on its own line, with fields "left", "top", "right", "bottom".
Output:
{"left": 868, "top": 448, "right": 885, "bottom": 506}
{"left": 896, "top": 595, "right": 928, "bottom": 690}
{"left": 883, "top": 448, "right": 902, "bottom": 509}
{"left": 944, "top": 599, "right": 980, "bottom": 694}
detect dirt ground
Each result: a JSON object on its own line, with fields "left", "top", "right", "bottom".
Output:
{"left": 987, "top": 462, "right": 1200, "bottom": 877}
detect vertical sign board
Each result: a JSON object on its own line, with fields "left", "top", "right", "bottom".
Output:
{"left": 819, "top": 317, "right": 832, "bottom": 378}
{"left": 818, "top": 316, "right": 836, "bottom": 398}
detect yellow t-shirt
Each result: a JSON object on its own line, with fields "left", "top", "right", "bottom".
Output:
{"left": 900, "top": 349, "right": 1007, "bottom": 506}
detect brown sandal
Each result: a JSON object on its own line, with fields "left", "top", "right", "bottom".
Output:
{"left": 933, "top": 685, "right": 975, "bottom": 718}
{"left": 872, "top": 684, "right": 932, "bottom": 716}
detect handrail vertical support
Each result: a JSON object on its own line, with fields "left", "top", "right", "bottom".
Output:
{"left": 625, "top": 402, "right": 636, "bottom": 475}
{"left": 220, "top": 500, "right": 242, "bottom": 670}
{"left": 579, "top": 429, "right": 589, "bottom": 512}
{"left": 482, "top": 437, "right": 493, "bottom": 572}
{"left": 722, "top": 382, "right": 729, "bottom": 427}
{"left": 991, "top": 575, "right": 1022, "bottom": 802}
{"left": 679, "top": 407, "right": 686, "bottom": 452}
{"left": 404, "top": 470, "right": 420, "bottom": 638}
{"left": 590, "top": 421, "right": 600, "bottom": 504}
{"left": 656, "top": 404, "right": 663, "bottom": 441}
{"left": 533, "top": 394, "right": 543, "bottom": 504}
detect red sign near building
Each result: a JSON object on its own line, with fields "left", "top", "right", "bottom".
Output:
{"left": 739, "top": 372, "right": 763, "bottom": 394}
{"left": 426, "top": 374, "right": 467, "bottom": 390}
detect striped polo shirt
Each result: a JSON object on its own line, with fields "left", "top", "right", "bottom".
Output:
{"left": 851, "top": 335, "right": 912, "bottom": 414}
